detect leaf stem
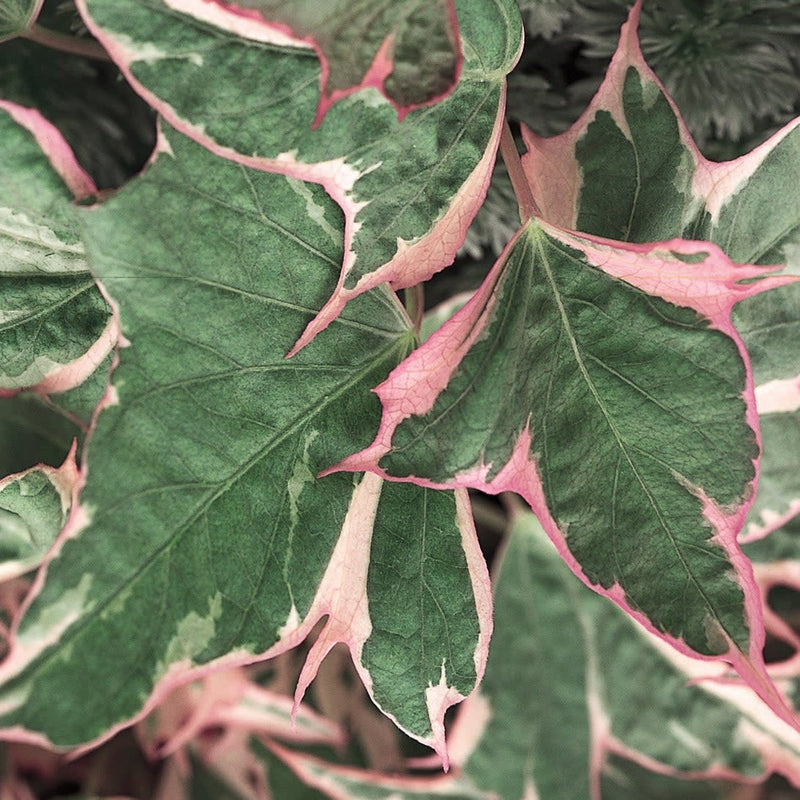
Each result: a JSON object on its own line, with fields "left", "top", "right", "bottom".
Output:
{"left": 403, "top": 283, "right": 425, "bottom": 337}
{"left": 499, "top": 120, "right": 539, "bottom": 221}
{"left": 22, "top": 25, "right": 110, "bottom": 60}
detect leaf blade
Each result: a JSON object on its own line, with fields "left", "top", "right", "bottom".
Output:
{"left": 76, "top": 0, "right": 522, "bottom": 348}
{"left": 0, "top": 125, "right": 488, "bottom": 757}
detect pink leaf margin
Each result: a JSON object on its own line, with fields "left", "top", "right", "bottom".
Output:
{"left": 0, "top": 101, "right": 96, "bottom": 200}
{"left": 0, "top": 453, "right": 490, "bottom": 768}
{"left": 74, "top": 0, "right": 510, "bottom": 355}
{"left": 265, "top": 739, "right": 481, "bottom": 800}
{"left": 0, "top": 101, "right": 116, "bottom": 399}
{"left": 519, "top": 0, "right": 800, "bottom": 238}
{"left": 329, "top": 218, "right": 800, "bottom": 732}
{"left": 195, "top": 0, "right": 463, "bottom": 127}
{"left": 449, "top": 524, "right": 800, "bottom": 800}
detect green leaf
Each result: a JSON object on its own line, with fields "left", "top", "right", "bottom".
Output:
{"left": 600, "top": 754, "right": 747, "bottom": 800}
{"left": 258, "top": 740, "right": 492, "bottom": 800}
{"left": 519, "top": 3, "right": 800, "bottom": 459}
{"left": 0, "top": 126, "right": 488, "bottom": 759}
{"left": 453, "top": 512, "right": 591, "bottom": 800}
{"left": 338, "top": 219, "right": 773, "bottom": 662}
{"left": 0, "top": 450, "right": 77, "bottom": 581}
{"left": 0, "top": 0, "right": 40, "bottom": 41}
{"left": 0, "top": 101, "right": 113, "bottom": 394}
{"left": 76, "top": 0, "right": 522, "bottom": 349}
{"left": 210, "top": 0, "right": 462, "bottom": 121}
{"left": 450, "top": 512, "right": 800, "bottom": 799}
{"left": 520, "top": 4, "right": 800, "bottom": 269}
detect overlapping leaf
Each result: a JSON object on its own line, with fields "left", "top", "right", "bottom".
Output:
{"left": 334, "top": 216, "right": 794, "bottom": 709}
{"left": 256, "top": 740, "right": 491, "bottom": 800}
{"left": 0, "top": 101, "right": 113, "bottom": 395}
{"left": 519, "top": 2, "right": 800, "bottom": 551}
{"left": 209, "top": 0, "right": 462, "bottom": 123}
{"left": 520, "top": 2, "right": 800, "bottom": 267}
{"left": 75, "top": 0, "right": 522, "bottom": 350}
{"left": 448, "top": 512, "right": 800, "bottom": 800}
{"left": 0, "top": 447, "right": 77, "bottom": 582}
{"left": 0, "top": 125, "right": 489, "bottom": 760}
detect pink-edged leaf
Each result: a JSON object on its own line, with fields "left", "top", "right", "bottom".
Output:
{"left": 0, "top": 444, "right": 78, "bottom": 583}
{"left": 450, "top": 512, "right": 800, "bottom": 800}
{"left": 75, "top": 0, "right": 522, "bottom": 351}
{"left": 258, "top": 740, "right": 492, "bottom": 800}
{"left": 519, "top": 1, "right": 800, "bottom": 537}
{"left": 332, "top": 216, "right": 798, "bottom": 720}
{"left": 0, "top": 125, "right": 488, "bottom": 765}
{"left": 136, "top": 667, "right": 344, "bottom": 761}
{"left": 0, "top": 100, "right": 113, "bottom": 397}
{"left": 520, "top": 1, "right": 800, "bottom": 271}
{"left": 740, "top": 377, "right": 800, "bottom": 542}
{"left": 208, "top": 0, "right": 461, "bottom": 124}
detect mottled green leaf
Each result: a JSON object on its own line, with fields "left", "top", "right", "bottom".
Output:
{"left": 0, "top": 126, "right": 488, "bottom": 759}
{"left": 601, "top": 754, "right": 747, "bottom": 800}
{"left": 519, "top": 4, "right": 800, "bottom": 536}
{"left": 0, "top": 450, "right": 76, "bottom": 581}
{"left": 744, "top": 404, "right": 800, "bottom": 541}
{"left": 449, "top": 512, "right": 800, "bottom": 800}
{"left": 212, "top": 0, "right": 461, "bottom": 121}
{"left": 338, "top": 218, "right": 777, "bottom": 670}
{"left": 76, "top": 0, "right": 522, "bottom": 349}
{"left": 0, "top": 101, "right": 113, "bottom": 394}
{"left": 452, "top": 511, "right": 591, "bottom": 800}
{"left": 521, "top": 4, "right": 800, "bottom": 270}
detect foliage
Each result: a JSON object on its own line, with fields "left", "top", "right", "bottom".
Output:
{"left": 0, "top": 0, "right": 799, "bottom": 798}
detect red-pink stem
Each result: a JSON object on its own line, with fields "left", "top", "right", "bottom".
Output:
{"left": 500, "top": 120, "right": 539, "bottom": 221}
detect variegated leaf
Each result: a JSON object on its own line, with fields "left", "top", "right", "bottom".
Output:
{"left": 210, "top": 0, "right": 462, "bottom": 122}
{"left": 75, "top": 0, "right": 522, "bottom": 351}
{"left": 333, "top": 217, "right": 795, "bottom": 718}
{"left": 0, "top": 100, "right": 113, "bottom": 396}
{"left": 0, "top": 125, "right": 489, "bottom": 763}
{"left": 449, "top": 512, "right": 800, "bottom": 800}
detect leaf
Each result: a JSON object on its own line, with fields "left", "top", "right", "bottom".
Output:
{"left": 0, "top": 446, "right": 77, "bottom": 582}
{"left": 137, "top": 667, "right": 344, "bottom": 761}
{"left": 449, "top": 512, "right": 800, "bottom": 800}
{"left": 208, "top": 0, "right": 462, "bottom": 123}
{"left": 0, "top": 126, "right": 489, "bottom": 762}
{"left": 519, "top": 1, "right": 800, "bottom": 464}
{"left": 75, "top": 0, "right": 522, "bottom": 350}
{"left": 742, "top": 379, "right": 800, "bottom": 541}
{"left": 0, "top": 100, "right": 114, "bottom": 395}
{"left": 0, "top": 0, "right": 41, "bottom": 41}
{"left": 520, "top": 2, "right": 800, "bottom": 268}
{"left": 448, "top": 511, "right": 592, "bottom": 800}
{"left": 256, "top": 740, "right": 492, "bottom": 800}
{"left": 333, "top": 217, "right": 796, "bottom": 713}
{"left": 600, "top": 754, "right": 750, "bottom": 800}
